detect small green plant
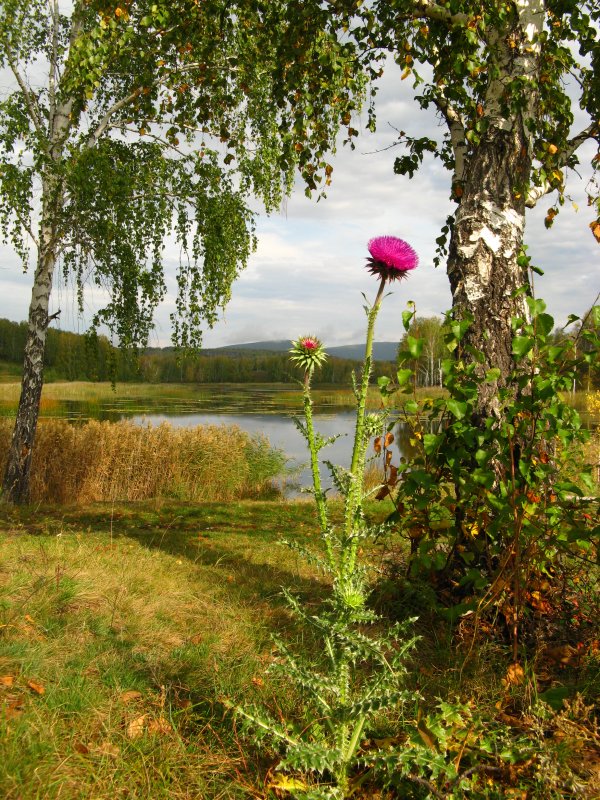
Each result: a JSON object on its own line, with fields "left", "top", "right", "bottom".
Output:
{"left": 376, "top": 290, "right": 599, "bottom": 661}
{"left": 230, "top": 237, "right": 421, "bottom": 798}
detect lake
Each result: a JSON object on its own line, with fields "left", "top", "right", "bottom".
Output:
{"left": 1, "top": 382, "right": 596, "bottom": 493}
{"left": 0, "top": 383, "right": 416, "bottom": 493}
{"left": 130, "top": 409, "right": 418, "bottom": 493}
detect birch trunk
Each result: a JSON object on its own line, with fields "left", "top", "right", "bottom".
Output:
{"left": 2, "top": 232, "right": 57, "bottom": 503}
{"left": 2, "top": 4, "right": 73, "bottom": 502}
{"left": 445, "top": 0, "right": 543, "bottom": 419}
{"left": 446, "top": 125, "right": 530, "bottom": 417}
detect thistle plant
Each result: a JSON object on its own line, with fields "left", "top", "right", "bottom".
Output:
{"left": 230, "top": 237, "right": 420, "bottom": 798}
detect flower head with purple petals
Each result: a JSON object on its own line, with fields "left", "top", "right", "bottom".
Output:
{"left": 366, "top": 236, "right": 418, "bottom": 282}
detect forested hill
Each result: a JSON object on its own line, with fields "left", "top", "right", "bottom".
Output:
{"left": 0, "top": 319, "right": 397, "bottom": 385}
{"left": 150, "top": 340, "right": 400, "bottom": 361}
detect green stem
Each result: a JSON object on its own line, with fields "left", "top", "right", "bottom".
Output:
{"left": 303, "top": 369, "right": 333, "bottom": 567}
{"left": 345, "top": 714, "right": 367, "bottom": 764}
{"left": 342, "top": 277, "right": 386, "bottom": 576}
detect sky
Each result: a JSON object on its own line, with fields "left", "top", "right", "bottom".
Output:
{"left": 0, "top": 63, "right": 598, "bottom": 350}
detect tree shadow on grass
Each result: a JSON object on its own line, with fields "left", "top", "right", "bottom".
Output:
{"left": 15, "top": 500, "right": 334, "bottom": 620}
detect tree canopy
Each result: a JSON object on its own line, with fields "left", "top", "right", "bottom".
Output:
{"left": 275, "top": 0, "right": 599, "bottom": 413}
{"left": 0, "top": 0, "right": 367, "bottom": 501}
{"left": 0, "top": 0, "right": 363, "bottom": 350}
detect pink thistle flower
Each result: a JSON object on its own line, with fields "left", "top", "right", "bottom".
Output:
{"left": 366, "top": 236, "right": 418, "bottom": 281}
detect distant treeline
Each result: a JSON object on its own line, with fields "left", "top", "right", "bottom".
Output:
{"left": 0, "top": 318, "right": 395, "bottom": 385}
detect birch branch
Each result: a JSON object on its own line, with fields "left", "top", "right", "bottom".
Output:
{"left": 526, "top": 122, "right": 599, "bottom": 208}
{"left": 48, "top": 0, "right": 59, "bottom": 138}
{"left": 409, "top": 0, "right": 469, "bottom": 27}
{"left": 15, "top": 209, "right": 40, "bottom": 249}
{"left": 84, "top": 89, "right": 143, "bottom": 148}
{"left": 434, "top": 92, "right": 468, "bottom": 187}
{"left": 321, "top": 0, "right": 468, "bottom": 27}
{"left": 3, "top": 47, "right": 46, "bottom": 139}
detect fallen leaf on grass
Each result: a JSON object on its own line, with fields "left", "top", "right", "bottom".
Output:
{"left": 73, "top": 741, "right": 90, "bottom": 755}
{"left": 502, "top": 663, "right": 524, "bottom": 689}
{"left": 0, "top": 675, "right": 15, "bottom": 688}
{"left": 126, "top": 715, "right": 147, "bottom": 739}
{"left": 417, "top": 721, "right": 438, "bottom": 750}
{"left": 94, "top": 741, "right": 120, "bottom": 758}
{"left": 119, "top": 690, "right": 143, "bottom": 704}
{"left": 2, "top": 697, "right": 25, "bottom": 719}
{"left": 146, "top": 716, "right": 172, "bottom": 736}
{"left": 373, "top": 735, "right": 401, "bottom": 749}
{"left": 269, "top": 775, "right": 309, "bottom": 793}
{"left": 543, "top": 645, "right": 580, "bottom": 667}
{"left": 27, "top": 680, "right": 45, "bottom": 695}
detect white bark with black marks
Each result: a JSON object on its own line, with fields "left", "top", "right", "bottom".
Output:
{"left": 2, "top": 7, "right": 73, "bottom": 502}
{"left": 444, "top": 1, "right": 545, "bottom": 417}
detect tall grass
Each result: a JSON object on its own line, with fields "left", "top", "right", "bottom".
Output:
{"left": 0, "top": 419, "right": 286, "bottom": 504}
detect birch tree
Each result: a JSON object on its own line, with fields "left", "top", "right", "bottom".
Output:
{"left": 273, "top": 0, "right": 599, "bottom": 415}
{"left": 0, "top": 0, "right": 364, "bottom": 503}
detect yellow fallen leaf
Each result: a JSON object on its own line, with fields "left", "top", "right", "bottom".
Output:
{"left": 127, "top": 715, "right": 147, "bottom": 739}
{"left": 0, "top": 675, "right": 15, "bottom": 688}
{"left": 146, "top": 716, "right": 172, "bottom": 736}
{"left": 95, "top": 741, "right": 120, "bottom": 758}
{"left": 269, "top": 775, "right": 309, "bottom": 792}
{"left": 502, "top": 662, "right": 525, "bottom": 689}
{"left": 27, "top": 680, "right": 46, "bottom": 695}
{"left": 120, "top": 690, "right": 143, "bottom": 704}
{"left": 417, "top": 721, "right": 437, "bottom": 750}
{"left": 2, "top": 697, "right": 25, "bottom": 718}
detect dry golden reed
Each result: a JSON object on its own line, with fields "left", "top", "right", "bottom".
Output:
{"left": 0, "top": 419, "right": 284, "bottom": 504}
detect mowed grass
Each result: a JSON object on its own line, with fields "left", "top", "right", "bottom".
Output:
{"left": 0, "top": 500, "right": 332, "bottom": 800}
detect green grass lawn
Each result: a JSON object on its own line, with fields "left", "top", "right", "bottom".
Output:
{"left": 1, "top": 501, "right": 598, "bottom": 799}
{"left": 0, "top": 501, "right": 335, "bottom": 799}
